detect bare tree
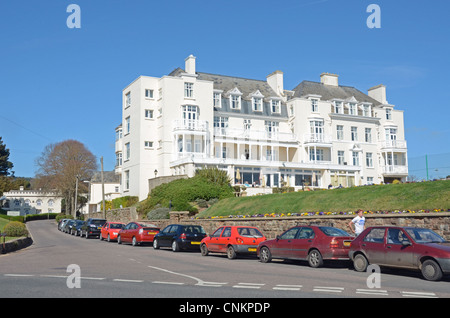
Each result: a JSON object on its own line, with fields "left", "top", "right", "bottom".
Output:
{"left": 35, "top": 140, "right": 98, "bottom": 217}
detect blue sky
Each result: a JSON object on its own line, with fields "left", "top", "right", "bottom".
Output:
{"left": 1, "top": 0, "right": 449, "bottom": 179}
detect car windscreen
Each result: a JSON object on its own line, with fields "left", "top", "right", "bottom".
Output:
{"left": 319, "top": 226, "right": 350, "bottom": 237}
{"left": 237, "top": 227, "right": 263, "bottom": 238}
{"left": 405, "top": 228, "right": 446, "bottom": 243}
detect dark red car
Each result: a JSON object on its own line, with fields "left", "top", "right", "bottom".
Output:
{"left": 117, "top": 222, "right": 160, "bottom": 246}
{"left": 349, "top": 226, "right": 450, "bottom": 281}
{"left": 200, "top": 226, "right": 266, "bottom": 259}
{"left": 257, "top": 225, "right": 353, "bottom": 268}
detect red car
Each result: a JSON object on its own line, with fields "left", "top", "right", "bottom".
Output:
{"left": 257, "top": 225, "right": 353, "bottom": 268}
{"left": 200, "top": 226, "right": 266, "bottom": 259}
{"left": 349, "top": 226, "right": 450, "bottom": 281}
{"left": 117, "top": 222, "right": 160, "bottom": 246}
{"left": 100, "top": 222, "right": 124, "bottom": 242}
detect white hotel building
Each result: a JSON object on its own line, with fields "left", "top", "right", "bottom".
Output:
{"left": 115, "top": 55, "right": 408, "bottom": 201}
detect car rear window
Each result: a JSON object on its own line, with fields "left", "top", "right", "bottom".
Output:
{"left": 110, "top": 223, "right": 123, "bottom": 229}
{"left": 91, "top": 220, "right": 106, "bottom": 225}
{"left": 319, "top": 227, "right": 350, "bottom": 237}
{"left": 182, "top": 226, "right": 206, "bottom": 234}
{"left": 237, "top": 227, "right": 263, "bottom": 238}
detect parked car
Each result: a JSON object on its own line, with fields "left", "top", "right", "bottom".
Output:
{"left": 153, "top": 224, "right": 207, "bottom": 252}
{"left": 71, "top": 220, "right": 85, "bottom": 236}
{"left": 117, "top": 222, "right": 160, "bottom": 246}
{"left": 63, "top": 219, "right": 76, "bottom": 233}
{"left": 257, "top": 225, "right": 353, "bottom": 268}
{"left": 58, "top": 219, "right": 70, "bottom": 231}
{"left": 100, "top": 222, "right": 125, "bottom": 242}
{"left": 80, "top": 218, "right": 107, "bottom": 239}
{"left": 200, "top": 226, "right": 266, "bottom": 259}
{"left": 349, "top": 226, "right": 450, "bottom": 281}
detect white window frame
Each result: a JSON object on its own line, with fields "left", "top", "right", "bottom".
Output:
{"left": 337, "top": 150, "right": 345, "bottom": 165}
{"left": 334, "top": 101, "right": 343, "bottom": 114}
{"left": 125, "top": 92, "right": 131, "bottom": 107}
{"left": 351, "top": 126, "right": 358, "bottom": 141}
{"left": 271, "top": 99, "right": 281, "bottom": 113}
{"left": 145, "top": 109, "right": 154, "bottom": 119}
{"left": 349, "top": 103, "right": 357, "bottom": 115}
{"left": 352, "top": 151, "right": 360, "bottom": 166}
{"left": 230, "top": 94, "right": 241, "bottom": 109}
{"left": 144, "top": 141, "right": 154, "bottom": 149}
{"left": 365, "top": 128, "right": 372, "bottom": 143}
{"left": 184, "top": 82, "right": 194, "bottom": 98}
{"left": 311, "top": 99, "right": 318, "bottom": 112}
{"left": 145, "top": 89, "right": 154, "bottom": 99}
{"left": 125, "top": 116, "right": 131, "bottom": 134}
{"left": 366, "top": 152, "right": 373, "bottom": 167}
{"left": 336, "top": 125, "right": 344, "bottom": 140}
{"left": 386, "top": 108, "right": 392, "bottom": 120}
{"left": 125, "top": 142, "right": 130, "bottom": 160}
{"left": 213, "top": 92, "right": 221, "bottom": 107}
{"left": 252, "top": 97, "right": 263, "bottom": 112}
{"left": 362, "top": 104, "right": 372, "bottom": 117}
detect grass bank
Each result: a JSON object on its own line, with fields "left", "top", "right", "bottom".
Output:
{"left": 197, "top": 180, "right": 450, "bottom": 218}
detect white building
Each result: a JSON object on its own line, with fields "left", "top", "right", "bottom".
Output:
{"left": 1, "top": 186, "right": 63, "bottom": 216}
{"left": 85, "top": 171, "right": 121, "bottom": 214}
{"left": 115, "top": 55, "right": 408, "bottom": 200}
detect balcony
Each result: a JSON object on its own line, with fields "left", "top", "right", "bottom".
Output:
{"left": 379, "top": 140, "right": 407, "bottom": 150}
{"left": 303, "top": 133, "right": 332, "bottom": 145}
{"left": 382, "top": 165, "right": 408, "bottom": 175}
{"left": 214, "top": 127, "right": 296, "bottom": 143}
{"left": 173, "top": 119, "right": 209, "bottom": 132}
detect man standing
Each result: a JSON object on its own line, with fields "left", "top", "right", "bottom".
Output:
{"left": 348, "top": 210, "right": 366, "bottom": 236}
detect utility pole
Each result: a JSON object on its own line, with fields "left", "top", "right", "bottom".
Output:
{"left": 101, "top": 156, "right": 106, "bottom": 219}
{"left": 426, "top": 154, "right": 429, "bottom": 181}
{"left": 74, "top": 175, "right": 79, "bottom": 218}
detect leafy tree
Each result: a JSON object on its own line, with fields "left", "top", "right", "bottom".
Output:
{"left": 0, "top": 137, "right": 13, "bottom": 176}
{"left": 34, "top": 140, "right": 98, "bottom": 217}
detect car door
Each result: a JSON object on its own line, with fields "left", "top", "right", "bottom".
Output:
{"left": 208, "top": 227, "right": 224, "bottom": 252}
{"left": 159, "top": 225, "right": 172, "bottom": 247}
{"left": 384, "top": 228, "right": 415, "bottom": 268}
{"left": 361, "top": 227, "right": 386, "bottom": 265}
{"left": 272, "top": 227, "right": 300, "bottom": 259}
{"left": 291, "top": 227, "right": 315, "bottom": 260}
{"left": 217, "top": 227, "right": 232, "bottom": 253}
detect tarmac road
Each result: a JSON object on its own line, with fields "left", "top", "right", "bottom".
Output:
{"left": 1, "top": 220, "right": 449, "bottom": 303}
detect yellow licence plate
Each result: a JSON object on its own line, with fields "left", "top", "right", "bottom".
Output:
{"left": 148, "top": 232, "right": 156, "bottom": 235}
{"left": 248, "top": 248, "right": 257, "bottom": 252}
{"left": 343, "top": 241, "right": 351, "bottom": 247}
{"left": 191, "top": 242, "right": 200, "bottom": 245}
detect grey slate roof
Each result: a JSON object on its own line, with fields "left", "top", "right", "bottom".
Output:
{"left": 169, "top": 68, "right": 288, "bottom": 119}
{"left": 91, "top": 171, "right": 120, "bottom": 183}
{"left": 291, "top": 81, "right": 381, "bottom": 105}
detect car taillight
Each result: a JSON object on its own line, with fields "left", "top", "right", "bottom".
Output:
{"left": 180, "top": 233, "right": 187, "bottom": 240}
{"left": 236, "top": 237, "right": 244, "bottom": 244}
{"left": 330, "top": 238, "right": 339, "bottom": 248}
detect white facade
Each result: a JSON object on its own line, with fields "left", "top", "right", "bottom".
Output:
{"left": 115, "top": 56, "right": 408, "bottom": 200}
{"left": 2, "top": 187, "right": 63, "bottom": 215}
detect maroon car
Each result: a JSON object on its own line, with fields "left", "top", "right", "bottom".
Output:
{"left": 117, "top": 222, "right": 160, "bottom": 246}
{"left": 257, "top": 225, "right": 353, "bottom": 268}
{"left": 349, "top": 226, "right": 450, "bottom": 281}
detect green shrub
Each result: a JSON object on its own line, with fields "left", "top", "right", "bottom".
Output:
{"left": 3, "top": 221, "right": 28, "bottom": 237}
{"left": 147, "top": 207, "right": 170, "bottom": 220}
{"left": 112, "top": 196, "right": 138, "bottom": 209}
{"left": 55, "top": 214, "right": 73, "bottom": 224}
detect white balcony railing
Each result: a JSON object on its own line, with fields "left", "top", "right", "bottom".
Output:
{"left": 173, "top": 119, "right": 208, "bottom": 132}
{"left": 303, "top": 133, "right": 332, "bottom": 144}
{"left": 214, "top": 127, "right": 296, "bottom": 142}
{"left": 379, "top": 140, "right": 407, "bottom": 149}
{"left": 382, "top": 165, "right": 408, "bottom": 175}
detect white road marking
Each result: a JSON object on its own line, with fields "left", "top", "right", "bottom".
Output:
{"left": 233, "top": 283, "right": 265, "bottom": 289}
{"left": 313, "top": 286, "right": 344, "bottom": 293}
{"left": 152, "top": 281, "right": 185, "bottom": 285}
{"left": 356, "top": 289, "right": 389, "bottom": 296}
{"left": 148, "top": 265, "right": 226, "bottom": 287}
{"left": 4, "top": 274, "right": 34, "bottom": 277}
{"left": 273, "top": 284, "right": 302, "bottom": 291}
{"left": 113, "top": 279, "right": 144, "bottom": 283}
{"left": 401, "top": 291, "right": 438, "bottom": 298}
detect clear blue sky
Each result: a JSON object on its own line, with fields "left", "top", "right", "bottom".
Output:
{"left": 1, "top": 0, "right": 449, "bottom": 179}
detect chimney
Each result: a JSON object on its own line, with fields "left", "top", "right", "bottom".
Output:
{"left": 266, "top": 70, "right": 284, "bottom": 95}
{"left": 320, "top": 73, "right": 339, "bottom": 86}
{"left": 185, "top": 54, "right": 196, "bottom": 75}
{"left": 368, "top": 84, "right": 387, "bottom": 104}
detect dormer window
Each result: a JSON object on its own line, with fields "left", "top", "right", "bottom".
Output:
{"left": 362, "top": 104, "right": 372, "bottom": 117}
{"left": 334, "top": 101, "right": 343, "bottom": 114}
{"left": 349, "top": 103, "right": 357, "bottom": 115}
{"left": 213, "top": 92, "right": 221, "bottom": 107}
{"left": 271, "top": 99, "right": 281, "bottom": 113}
{"left": 253, "top": 97, "right": 263, "bottom": 112}
{"left": 230, "top": 95, "right": 241, "bottom": 109}
{"left": 311, "top": 99, "right": 318, "bottom": 112}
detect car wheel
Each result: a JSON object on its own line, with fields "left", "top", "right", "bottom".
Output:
{"left": 259, "top": 246, "right": 272, "bottom": 263}
{"left": 99, "top": 234, "right": 103, "bottom": 241}
{"left": 132, "top": 236, "right": 138, "bottom": 246}
{"left": 172, "top": 240, "right": 180, "bottom": 252}
{"left": 227, "top": 246, "right": 237, "bottom": 259}
{"left": 107, "top": 234, "right": 111, "bottom": 242}
{"left": 85, "top": 232, "right": 89, "bottom": 239}
{"left": 153, "top": 238, "right": 160, "bottom": 249}
{"left": 308, "top": 249, "right": 324, "bottom": 268}
{"left": 353, "top": 254, "right": 369, "bottom": 272}
{"left": 117, "top": 235, "right": 122, "bottom": 244}
{"left": 200, "top": 243, "right": 209, "bottom": 256}
{"left": 421, "top": 259, "right": 443, "bottom": 281}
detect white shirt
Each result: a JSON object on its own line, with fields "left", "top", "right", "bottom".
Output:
{"left": 352, "top": 215, "right": 366, "bottom": 234}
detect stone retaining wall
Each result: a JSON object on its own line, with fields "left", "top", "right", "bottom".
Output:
{"left": 1, "top": 237, "right": 33, "bottom": 254}
{"left": 96, "top": 208, "right": 450, "bottom": 240}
